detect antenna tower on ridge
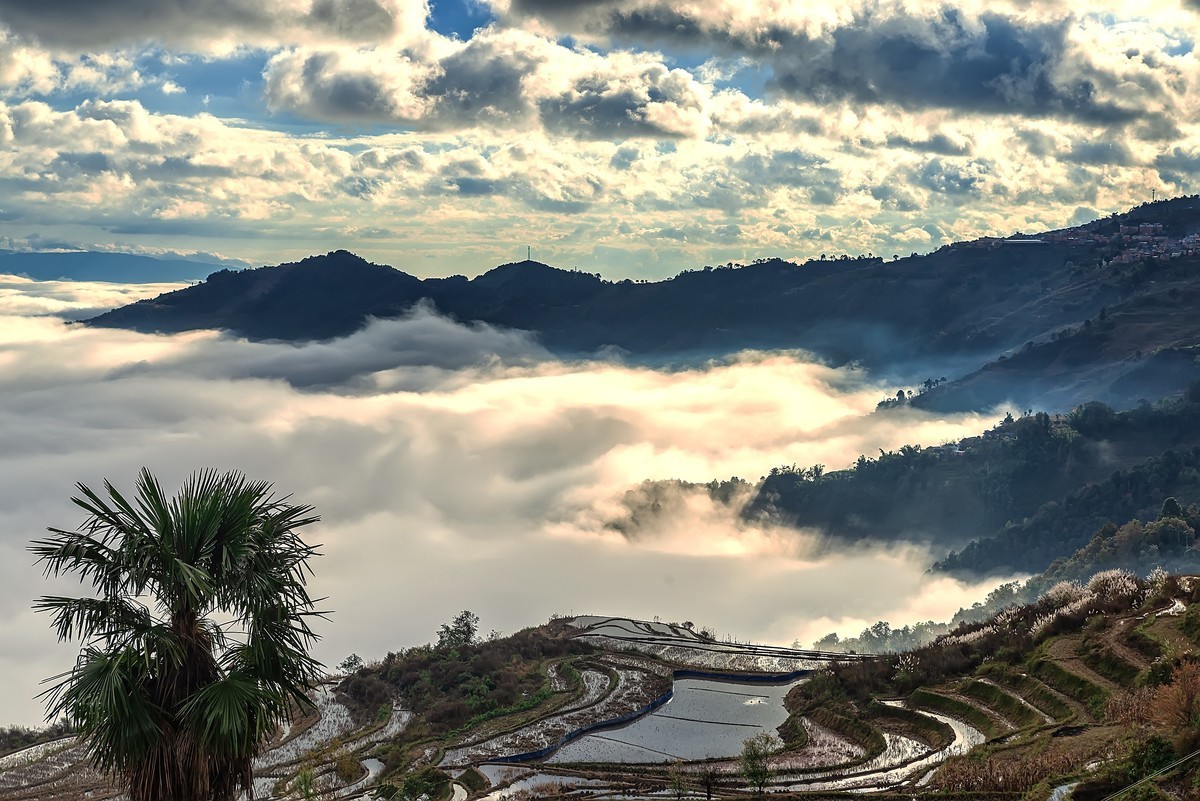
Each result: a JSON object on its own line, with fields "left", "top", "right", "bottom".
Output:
{"left": 527, "top": 245, "right": 531, "bottom": 261}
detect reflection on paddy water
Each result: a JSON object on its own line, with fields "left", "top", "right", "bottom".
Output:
{"left": 547, "top": 677, "right": 802, "bottom": 764}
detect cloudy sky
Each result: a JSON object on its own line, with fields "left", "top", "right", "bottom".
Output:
{"left": 0, "top": 279, "right": 1011, "bottom": 726}
{"left": 0, "top": 0, "right": 1195, "bottom": 277}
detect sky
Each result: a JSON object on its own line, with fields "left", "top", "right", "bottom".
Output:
{"left": 0, "top": 0, "right": 1196, "bottom": 278}
{"left": 0, "top": 278, "right": 1014, "bottom": 727}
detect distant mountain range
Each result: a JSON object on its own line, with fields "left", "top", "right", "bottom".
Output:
{"left": 86, "top": 196, "right": 1200, "bottom": 412}
{"left": 0, "top": 251, "right": 217, "bottom": 283}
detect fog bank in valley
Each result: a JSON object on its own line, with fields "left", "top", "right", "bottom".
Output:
{"left": 0, "top": 278, "right": 1013, "bottom": 726}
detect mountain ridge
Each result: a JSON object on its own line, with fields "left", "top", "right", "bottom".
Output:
{"left": 86, "top": 197, "right": 1200, "bottom": 412}
{"left": 0, "top": 250, "right": 219, "bottom": 283}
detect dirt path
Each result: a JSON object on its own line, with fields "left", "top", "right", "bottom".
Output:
{"left": 1045, "top": 636, "right": 1122, "bottom": 694}
{"left": 1102, "top": 618, "right": 1154, "bottom": 671}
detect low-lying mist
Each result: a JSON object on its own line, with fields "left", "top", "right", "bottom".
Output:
{"left": 0, "top": 278, "right": 1015, "bottom": 726}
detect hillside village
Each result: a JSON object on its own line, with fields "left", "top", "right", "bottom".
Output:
{"left": 954, "top": 196, "right": 1200, "bottom": 265}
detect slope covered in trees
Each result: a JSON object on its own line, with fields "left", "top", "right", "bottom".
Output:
{"left": 747, "top": 389, "right": 1200, "bottom": 575}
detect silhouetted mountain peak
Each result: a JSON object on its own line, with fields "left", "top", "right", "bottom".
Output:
{"left": 288, "top": 250, "right": 405, "bottom": 276}
{"left": 472, "top": 260, "right": 597, "bottom": 286}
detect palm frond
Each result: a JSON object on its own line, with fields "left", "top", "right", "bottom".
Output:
{"left": 32, "top": 595, "right": 153, "bottom": 644}
{"left": 31, "top": 468, "right": 326, "bottom": 801}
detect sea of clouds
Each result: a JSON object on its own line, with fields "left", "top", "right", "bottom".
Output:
{"left": 0, "top": 275, "right": 1015, "bottom": 726}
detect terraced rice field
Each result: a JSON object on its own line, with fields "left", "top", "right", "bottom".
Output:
{"left": 6, "top": 597, "right": 1189, "bottom": 800}
{"left": 548, "top": 677, "right": 798, "bottom": 763}
{"left": 777, "top": 707, "right": 985, "bottom": 792}
{"left": 442, "top": 654, "right": 671, "bottom": 766}
{"left": 568, "top": 616, "right": 861, "bottom": 673}
{"left": 0, "top": 684, "right": 411, "bottom": 801}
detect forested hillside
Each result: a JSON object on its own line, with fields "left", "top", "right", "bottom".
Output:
{"left": 748, "top": 388, "right": 1200, "bottom": 575}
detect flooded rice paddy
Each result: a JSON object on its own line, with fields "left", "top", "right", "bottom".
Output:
{"left": 547, "top": 676, "right": 801, "bottom": 763}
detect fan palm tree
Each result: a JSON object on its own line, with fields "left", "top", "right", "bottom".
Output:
{"left": 31, "top": 468, "right": 326, "bottom": 801}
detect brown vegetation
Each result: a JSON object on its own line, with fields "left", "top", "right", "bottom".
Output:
{"left": 931, "top": 750, "right": 1087, "bottom": 793}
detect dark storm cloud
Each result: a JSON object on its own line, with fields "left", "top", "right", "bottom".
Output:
{"left": 309, "top": 0, "right": 397, "bottom": 37}
{"left": 46, "top": 152, "right": 236, "bottom": 182}
{"left": 540, "top": 87, "right": 662, "bottom": 139}
{"left": 869, "top": 184, "right": 922, "bottom": 213}
{"left": 508, "top": 2, "right": 1149, "bottom": 125}
{"left": 0, "top": 0, "right": 402, "bottom": 49}
{"left": 916, "top": 158, "right": 985, "bottom": 196}
{"left": 805, "top": 12, "right": 1139, "bottom": 124}
{"left": 50, "top": 151, "right": 114, "bottom": 175}
{"left": 306, "top": 55, "right": 399, "bottom": 117}
{"left": 1063, "top": 139, "right": 1135, "bottom": 166}
{"left": 148, "top": 157, "right": 237, "bottom": 180}
{"left": 104, "top": 220, "right": 264, "bottom": 238}
{"left": 504, "top": 0, "right": 625, "bottom": 24}
{"left": 609, "top": 145, "right": 639, "bottom": 170}
{"left": 737, "top": 149, "right": 837, "bottom": 189}
{"left": 884, "top": 134, "right": 971, "bottom": 156}
{"left": 593, "top": 6, "right": 706, "bottom": 42}
{"left": 729, "top": 149, "right": 842, "bottom": 208}
{"left": 338, "top": 174, "right": 385, "bottom": 198}
{"left": 264, "top": 33, "right": 540, "bottom": 127}
{"left": 446, "top": 176, "right": 506, "bottom": 195}
{"left": 263, "top": 49, "right": 431, "bottom": 122}
{"left": 423, "top": 36, "right": 537, "bottom": 124}
{"left": 1015, "top": 128, "right": 1057, "bottom": 158}
{"left": 267, "top": 32, "right": 704, "bottom": 140}
{"left": 783, "top": 12, "right": 1132, "bottom": 122}
{"left": 1155, "top": 146, "right": 1200, "bottom": 187}
{"left": 538, "top": 68, "right": 701, "bottom": 140}
{"left": 520, "top": 194, "right": 594, "bottom": 214}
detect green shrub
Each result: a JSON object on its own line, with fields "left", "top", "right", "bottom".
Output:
{"left": 356, "top": 628, "right": 594, "bottom": 738}
{"left": 400, "top": 767, "right": 450, "bottom": 801}
{"left": 908, "top": 689, "right": 1004, "bottom": 739}
{"left": 557, "top": 661, "right": 581, "bottom": 691}
{"left": 1030, "top": 659, "right": 1109, "bottom": 716}
{"left": 459, "top": 768, "right": 488, "bottom": 793}
{"left": 961, "top": 680, "right": 1044, "bottom": 728}
{"left": 1120, "top": 736, "right": 1176, "bottom": 785}
{"left": 295, "top": 765, "right": 318, "bottom": 801}
{"left": 1080, "top": 639, "right": 1142, "bottom": 685}
{"left": 1182, "top": 605, "right": 1200, "bottom": 644}
{"left": 1126, "top": 627, "right": 1164, "bottom": 661}
{"left": 335, "top": 753, "right": 362, "bottom": 784}
{"left": 0, "top": 721, "right": 75, "bottom": 759}
{"left": 979, "top": 666, "right": 1074, "bottom": 721}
